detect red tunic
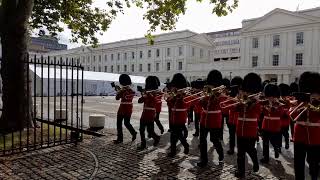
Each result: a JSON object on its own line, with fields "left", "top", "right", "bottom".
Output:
{"left": 171, "top": 96, "right": 189, "bottom": 125}
{"left": 236, "top": 103, "right": 262, "bottom": 138}
{"left": 200, "top": 95, "right": 227, "bottom": 129}
{"left": 293, "top": 107, "right": 320, "bottom": 145}
{"left": 262, "top": 105, "right": 283, "bottom": 132}
{"left": 139, "top": 94, "right": 157, "bottom": 122}
{"left": 193, "top": 99, "right": 203, "bottom": 114}
{"left": 116, "top": 88, "right": 135, "bottom": 117}
{"left": 155, "top": 93, "right": 163, "bottom": 113}
{"left": 228, "top": 108, "right": 239, "bottom": 126}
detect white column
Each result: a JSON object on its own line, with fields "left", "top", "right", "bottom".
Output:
{"left": 277, "top": 74, "right": 283, "bottom": 84}
{"left": 283, "top": 74, "right": 289, "bottom": 84}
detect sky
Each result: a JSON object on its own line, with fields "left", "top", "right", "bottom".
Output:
{"left": 58, "top": 0, "right": 320, "bottom": 48}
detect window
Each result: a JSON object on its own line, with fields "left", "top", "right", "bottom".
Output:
{"left": 252, "top": 56, "right": 258, "bottom": 67}
{"left": 117, "top": 65, "right": 120, "bottom": 72}
{"left": 117, "top": 53, "right": 120, "bottom": 60}
{"left": 178, "top": 62, "right": 182, "bottom": 70}
{"left": 252, "top": 38, "right": 259, "bottom": 48}
{"left": 99, "top": 55, "right": 101, "bottom": 62}
{"left": 148, "top": 50, "right": 151, "bottom": 58}
{"left": 167, "top": 62, "right": 171, "bottom": 71}
{"left": 132, "top": 52, "right": 135, "bottom": 59}
{"left": 98, "top": 66, "right": 101, "bottom": 72}
{"left": 200, "top": 49, "right": 203, "bottom": 58}
{"left": 296, "top": 53, "right": 303, "bottom": 65}
{"left": 167, "top": 48, "right": 171, "bottom": 57}
{"left": 148, "top": 63, "right": 151, "bottom": 72}
{"left": 87, "top": 67, "right": 90, "bottom": 71}
{"left": 124, "top": 65, "right": 127, "bottom": 72}
{"left": 272, "top": 55, "right": 279, "bottom": 66}
{"left": 124, "top": 53, "right": 127, "bottom": 60}
{"left": 111, "top": 54, "right": 114, "bottom": 60}
{"left": 139, "top": 51, "right": 143, "bottom": 59}
{"left": 93, "top": 66, "right": 96, "bottom": 71}
{"left": 296, "top": 32, "right": 304, "bottom": 45}
{"left": 214, "top": 58, "right": 220, "bottom": 62}
{"left": 131, "top": 64, "right": 134, "bottom": 72}
{"left": 104, "top": 66, "right": 107, "bottom": 72}
{"left": 273, "top": 35, "right": 280, "bottom": 47}
{"left": 178, "top": 46, "right": 183, "bottom": 56}
{"left": 139, "top": 64, "right": 142, "bottom": 72}
{"left": 93, "top": 56, "right": 96, "bottom": 62}
{"left": 156, "top": 49, "right": 160, "bottom": 57}
{"left": 105, "top": 54, "right": 107, "bottom": 62}
{"left": 111, "top": 65, "right": 114, "bottom": 73}
{"left": 192, "top": 47, "right": 195, "bottom": 56}
{"left": 156, "top": 63, "right": 159, "bottom": 72}
{"left": 87, "top": 56, "right": 90, "bottom": 62}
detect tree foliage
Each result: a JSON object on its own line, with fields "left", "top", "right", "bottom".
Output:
{"left": 28, "top": 0, "right": 238, "bottom": 45}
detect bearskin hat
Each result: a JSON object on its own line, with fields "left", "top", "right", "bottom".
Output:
{"left": 170, "top": 73, "right": 187, "bottom": 89}
{"left": 207, "top": 70, "right": 222, "bottom": 87}
{"left": 191, "top": 79, "right": 205, "bottom": 89}
{"left": 119, "top": 74, "right": 132, "bottom": 86}
{"left": 299, "top": 72, "right": 320, "bottom": 94}
{"left": 262, "top": 80, "right": 270, "bottom": 91}
{"left": 145, "top": 76, "right": 158, "bottom": 90}
{"left": 222, "top": 78, "right": 231, "bottom": 89}
{"left": 230, "top": 76, "right": 243, "bottom": 97}
{"left": 279, "top": 83, "right": 290, "bottom": 97}
{"left": 153, "top": 76, "right": 161, "bottom": 87}
{"left": 242, "top": 73, "right": 262, "bottom": 93}
{"left": 289, "top": 82, "right": 299, "bottom": 95}
{"left": 264, "top": 84, "right": 280, "bottom": 98}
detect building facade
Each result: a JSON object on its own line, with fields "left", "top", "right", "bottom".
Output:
{"left": 42, "top": 7, "right": 320, "bottom": 84}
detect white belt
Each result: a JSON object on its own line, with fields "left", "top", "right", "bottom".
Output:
{"left": 144, "top": 107, "right": 156, "bottom": 111}
{"left": 296, "top": 121, "right": 320, "bottom": 127}
{"left": 121, "top": 102, "right": 133, "bottom": 105}
{"left": 238, "top": 118, "right": 256, "bottom": 122}
{"left": 203, "top": 110, "right": 221, "bottom": 114}
{"left": 264, "top": 117, "right": 280, "bottom": 121}
{"left": 172, "top": 108, "right": 187, "bottom": 112}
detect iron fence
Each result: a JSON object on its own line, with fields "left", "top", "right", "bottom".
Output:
{"left": 0, "top": 55, "right": 84, "bottom": 156}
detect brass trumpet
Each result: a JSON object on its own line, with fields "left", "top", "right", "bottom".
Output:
{"left": 220, "top": 92, "right": 262, "bottom": 109}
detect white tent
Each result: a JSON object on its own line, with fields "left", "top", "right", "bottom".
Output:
{"left": 29, "top": 66, "right": 146, "bottom": 96}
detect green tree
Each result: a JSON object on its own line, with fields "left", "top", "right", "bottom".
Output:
{"left": 0, "top": 0, "right": 238, "bottom": 132}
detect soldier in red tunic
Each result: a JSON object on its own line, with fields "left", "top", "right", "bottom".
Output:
{"left": 153, "top": 76, "right": 165, "bottom": 134}
{"left": 260, "top": 84, "right": 283, "bottom": 163}
{"left": 190, "top": 79, "right": 205, "bottom": 137}
{"left": 289, "top": 82, "right": 299, "bottom": 141}
{"left": 291, "top": 72, "right": 320, "bottom": 180}
{"left": 226, "top": 76, "right": 243, "bottom": 155}
{"left": 221, "top": 73, "right": 261, "bottom": 178}
{"left": 197, "top": 70, "right": 226, "bottom": 167}
{"left": 113, "top": 74, "right": 137, "bottom": 144}
{"left": 279, "top": 83, "right": 291, "bottom": 150}
{"left": 137, "top": 76, "right": 161, "bottom": 150}
{"left": 167, "top": 73, "right": 190, "bottom": 157}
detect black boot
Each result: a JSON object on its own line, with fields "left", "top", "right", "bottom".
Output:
{"left": 197, "top": 161, "right": 207, "bottom": 168}
{"left": 132, "top": 132, "right": 137, "bottom": 142}
{"left": 113, "top": 139, "right": 123, "bottom": 144}
{"left": 153, "top": 136, "right": 160, "bottom": 146}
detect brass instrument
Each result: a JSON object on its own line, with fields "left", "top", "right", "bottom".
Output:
{"left": 220, "top": 92, "right": 262, "bottom": 109}
{"left": 184, "top": 85, "right": 226, "bottom": 104}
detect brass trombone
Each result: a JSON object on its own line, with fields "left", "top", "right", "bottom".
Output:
{"left": 220, "top": 92, "right": 262, "bottom": 109}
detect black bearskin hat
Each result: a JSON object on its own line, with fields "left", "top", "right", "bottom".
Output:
{"left": 119, "top": 74, "right": 132, "bottom": 86}
{"left": 299, "top": 72, "right": 320, "bottom": 94}
{"left": 289, "top": 82, "right": 299, "bottom": 95}
{"left": 170, "top": 73, "right": 187, "bottom": 89}
{"left": 264, "top": 84, "right": 280, "bottom": 98}
{"left": 191, "top": 79, "right": 205, "bottom": 89}
{"left": 222, "top": 78, "right": 231, "bottom": 89}
{"left": 207, "top": 69, "right": 222, "bottom": 87}
{"left": 279, "top": 83, "right": 290, "bottom": 97}
{"left": 242, "top": 73, "right": 262, "bottom": 93}
{"left": 145, "top": 76, "right": 158, "bottom": 90}
{"left": 153, "top": 76, "right": 161, "bottom": 87}
{"left": 262, "top": 80, "right": 270, "bottom": 91}
{"left": 230, "top": 76, "right": 243, "bottom": 97}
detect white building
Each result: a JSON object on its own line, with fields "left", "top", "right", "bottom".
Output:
{"left": 240, "top": 7, "right": 320, "bottom": 84}
{"left": 42, "top": 6, "right": 320, "bottom": 85}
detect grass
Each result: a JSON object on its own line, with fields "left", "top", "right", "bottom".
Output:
{"left": 0, "top": 123, "right": 69, "bottom": 152}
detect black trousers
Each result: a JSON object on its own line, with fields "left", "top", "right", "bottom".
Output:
{"left": 194, "top": 113, "right": 200, "bottom": 134}
{"left": 262, "top": 130, "right": 281, "bottom": 160}
{"left": 280, "top": 126, "right": 290, "bottom": 147}
{"left": 154, "top": 112, "right": 164, "bottom": 132}
{"left": 294, "top": 143, "right": 320, "bottom": 180}
{"left": 237, "top": 137, "right": 259, "bottom": 175}
{"left": 188, "top": 106, "right": 194, "bottom": 124}
{"left": 226, "top": 121, "right": 236, "bottom": 151}
{"left": 170, "top": 125, "right": 189, "bottom": 154}
{"left": 290, "top": 120, "right": 295, "bottom": 139}
{"left": 140, "top": 121, "right": 159, "bottom": 147}
{"left": 117, "top": 114, "right": 136, "bottom": 141}
{"left": 199, "top": 126, "right": 224, "bottom": 163}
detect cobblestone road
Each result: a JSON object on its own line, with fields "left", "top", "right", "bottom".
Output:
{"left": 0, "top": 97, "right": 306, "bottom": 179}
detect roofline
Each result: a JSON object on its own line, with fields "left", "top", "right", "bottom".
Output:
{"left": 206, "top": 28, "right": 242, "bottom": 35}
{"left": 297, "top": 6, "right": 320, "bottom": 13}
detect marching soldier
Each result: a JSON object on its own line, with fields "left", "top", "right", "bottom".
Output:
{"left": 113, "top": 74, "right": 137, "bottom": 144}
{"left": 289, "top": 82, "right": 299, "bottom": 141}
{"left": 191, "top": 79, "right": 205, "bottom": 137}
{"left": 279, "top": 83, "right": 291, "bottom": 150}
{"left": 153, "top": 76, "right": 165, "bottom": 134}
{"left": 137, "top": 76, "right": 161, "bottom": 150}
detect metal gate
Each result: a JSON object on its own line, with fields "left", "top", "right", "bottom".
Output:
{"left": 0, "top": 55, "right": 84, "bottom": 156}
